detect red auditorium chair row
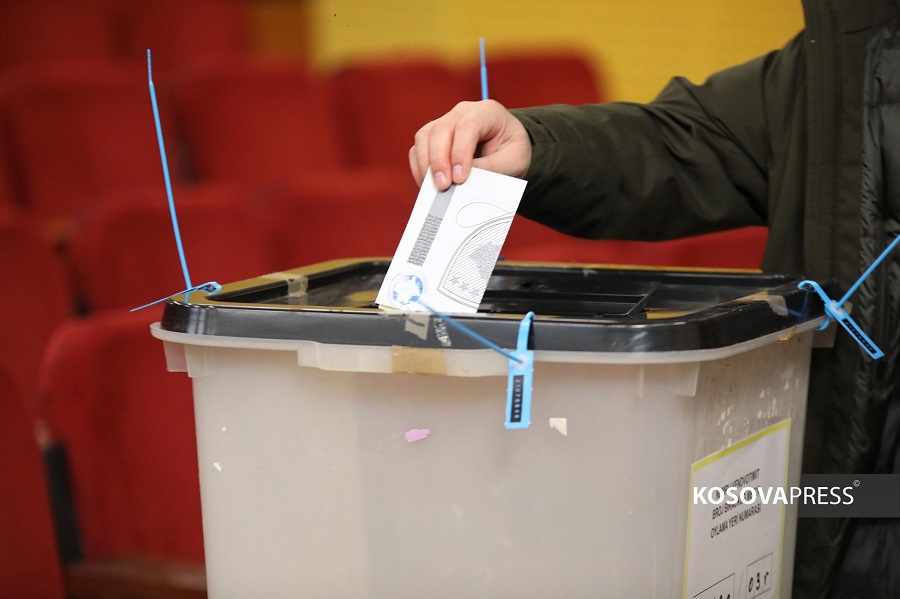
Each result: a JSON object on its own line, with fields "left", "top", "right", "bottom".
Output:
{"left": 0, "top": 214, "right": 208, "bottom": 595}
{"left": 4, "top": 193, "right": 769, "bottom": 319}
{"left": 0, "top": 53, "right": 604, "bottom": 242}
{"left": 503, "top": 218, "right": 769, "bottom": 270}
{"left": 64, "top": 178, "right": 415, "bottom": 313}
{"left": 0, "top": 317, "right": 207, "bottom": 598}
{"left": 0, "top": 0, "right": 249, "bottom": 76}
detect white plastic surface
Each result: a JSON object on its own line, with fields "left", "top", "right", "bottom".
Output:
{"left": 153, "top": 325, "right": 814, "bottom": 599}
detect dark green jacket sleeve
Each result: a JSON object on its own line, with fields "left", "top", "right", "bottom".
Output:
{"left": 509, "top": 41, "right": 799, "bottom": 241}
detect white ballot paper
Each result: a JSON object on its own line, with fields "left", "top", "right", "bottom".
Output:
{"left": 376, "top": 168, "right": 527, "bottom": 313}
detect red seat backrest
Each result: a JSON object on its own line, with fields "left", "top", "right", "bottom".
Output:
{"left": 670, "top": 226, "right": 768, "bottom": 269}
{"left": 41, "top": 310, "right": 205, "bottom": 563}
{"left": 0, "top": 367, "right": 66, "bottom": 599}
{"left": 123, "top": 0, "right": 250, "bottom": 77}
{"left": 471, "top": 50, "right": 605, "bottom": 108}
{"left": 0, "top": 63, "right": 179, "bottom": 237}
{"left": 172, "top": 60, "right": 345, "bottom": 186}
{"left": 68, "top": 184, "right": 273, "bottom": 312}
{"left": 0, "top": 0, "right": 118, "bottom": 71}
{"left": 258, "top": 171, "right": 415, "bottom": 269}
{"left": 0, "top": 217, "right": 72, "bottom": 410}
{"left": 331, "top": 58, "right": 470, "bottom": 170}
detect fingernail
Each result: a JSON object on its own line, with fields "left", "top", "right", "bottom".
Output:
{"left": 434, "top": 170, "right": 448, "bottom": 188}
{"left": 452, "top": 164, "right": 463, "bottom": 181}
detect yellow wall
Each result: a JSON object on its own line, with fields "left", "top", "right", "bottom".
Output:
{"left": 252, "top": 1, "right": 804, "bottom": 103}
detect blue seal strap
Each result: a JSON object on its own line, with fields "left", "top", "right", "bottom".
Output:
{"left": 138, "top": 50, "right": 221, "bottom": 311}
{"left": 414, "top": 301, "right": 536, "bottom": 429}
{"left": 131, "top": 282, "right": 222, "bottom": 312}
{"left": 148, "top": 49, "right": 193, "bottom": 301}
{"left": 798, "top": 229, "right": 899, "bottom": 359}
{"left": 798, "top": 280, "right": 884, "bottom": 359}
{"left": 505, "top": 311, "right": 535, "bottom": 429}
{"left": 416, "top": 300, "right": 522, "bottom": 362}
{"left": 479, "top": 37, "right": 489, "bottom": 101}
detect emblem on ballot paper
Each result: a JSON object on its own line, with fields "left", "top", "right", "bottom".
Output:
{"left": 386, "top": 271, "right": 427, "bottom": 308}
{"left": 438, "top": 213, "right": 514, "bottom": 309}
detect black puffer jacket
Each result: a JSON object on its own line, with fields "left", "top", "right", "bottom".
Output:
{"left": 510, "top": 1, "right": 900, "bottom": 597}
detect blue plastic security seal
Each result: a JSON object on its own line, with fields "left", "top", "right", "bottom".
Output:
{"left": 135, "top": 50, "right": 221, "bottom": 312}
{"left": 798, "top": 280, "right": 884, "bottom": 359}
{"left": 479, "top": 37, "right": 489, "bottom": 101}
{"left": 505, "top": 311, "right": 535, "bottom": 429}
{"left": 798, "top": 229, "right": 899, "bottom": 359}
{"left": 131, "top": 281, "right": 222, "bottom": 312}
{"left": 148, "top": 50, "right": 194, "bottom": 299}
{"left": 414, "top": 301, "right": 536, "bottom": 429}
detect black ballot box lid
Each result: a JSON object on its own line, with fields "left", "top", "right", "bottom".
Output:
{"left": 159, "top": 259, "right": 826, "bottom": 354}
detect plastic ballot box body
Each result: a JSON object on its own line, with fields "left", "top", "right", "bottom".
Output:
{"left": 153, "top": 259, "right": 825, "bottom": 599}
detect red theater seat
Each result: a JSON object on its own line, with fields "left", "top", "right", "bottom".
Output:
{"left": 331, "top": 58, "right": 470, "bottom": 171}
{"left": 501, "top": 223, "right": 768, "bottom": 269}
{"left": 122, "top": 0, "right": 250, "bottom": 77}
{"left": 0, "top": 367, "right": 66, "bottom": 599}
{"left": 172, "top": 60, "right": 346, "bottom": 186}
{"left": 470, "top": 49, "right": 605, "bottom": 108}
{"left": 0, "top": 217, "right": 72, "bottom": 411}
{"left": 68, "top": 184, "right": 272, "bottom": 312}
{"left": 670, "top": 226, "right": 768, "bottom": 270}
{"left": 258, "top": 174, "right": 414, "bottom": 269}
{"left": 41, "top": 310, "right": 205, "bottom": 564}
{"left": 0, "top": 0, "right": 118, "bottom": 71}
{"left": 0, "top": 62, "right": 179, "bottom": 240}
{"left": 501, "top": 237, "right": 686, "bottom": 267}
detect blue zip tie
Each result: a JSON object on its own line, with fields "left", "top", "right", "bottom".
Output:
{"left": 413, "top": 302, "right": 537, "bottom": 429}
{"left": 505, "top": 311, "right": 535, "bottom": 429}
{"left": 148, "top": 50, "right": 192, "bottom": 300}
{"left": 416, "top": 300, "right": 522, "bottom": 363}
{"left": 838, "top": 232, "right": 900, "bottom": 306}
{"left": 131, "top": 281, "right": 222, "bottom": 312}
{"left": 479, "top": 37, "right": 489, "bottom": 101}
{"left": 799, "top": 231, "right": 898, "bottom": 359}
{"left": 798, "top": 280, "right": 884, "bottom": 359}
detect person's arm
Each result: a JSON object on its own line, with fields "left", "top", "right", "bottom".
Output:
{"left": 511, "top": 37, "right": 801, "bottom": 240}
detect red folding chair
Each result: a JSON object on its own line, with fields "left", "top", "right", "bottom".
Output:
{"left": 502, "top": 218, "right": 766, "bottom": 269}
{"left": 670, "top": 226, "right": 769, "bottom": 269}
{"left": 0, "top": 367, "right": 66, "bottom": 599}
{"left": 257, "top": 175, "right": 414, "bottom": 270}
{"left": 0, "top": 62, "right": 179, "bottom": 241}
{"left": 331, "top": 58, "right": 470, "bottom": 171}
{"left": 0, "top": 0, "right": 118, "bottom": 71}
{"left": 172, "top": 59, "right": 347, "bottom": 186}
{"left": 0, "top": 122, "right": 18, "bottom": 210}
{"left": 68, "top": 183, "right": 273, "bottom": 312}
{"left": 122, "top": 0, "right": 250, "bottom": 77}
{"left": 501, "top": 237, "right": 687, "bottom": 267}
{"left": 467, "top": 49, "right": 605, "bottom": 109}
{"left": 40, "top": 309, "right": 205, "bottom": 564}
{"left": 0, "top": 216, "right": 73, "bottom": 412}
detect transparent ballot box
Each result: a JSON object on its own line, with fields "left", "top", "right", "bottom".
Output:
{"left": 152, "top": 259, "right": 825, "bottom": 599}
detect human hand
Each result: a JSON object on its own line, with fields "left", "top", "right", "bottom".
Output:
{"left": 409, "top": 100, "right": 532, "bottom": 190}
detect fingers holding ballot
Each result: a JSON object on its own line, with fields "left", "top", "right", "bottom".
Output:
{"left": 409, "top": 100, "right": 533, "bottom": 190}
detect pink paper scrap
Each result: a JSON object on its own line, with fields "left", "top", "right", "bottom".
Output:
{"left": 405, "top": 428, "right": 431, "bottom": 443}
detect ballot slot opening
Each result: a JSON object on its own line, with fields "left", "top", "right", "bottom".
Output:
{"left": 207, "top": 260, "right": 800, "bottom": 319}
